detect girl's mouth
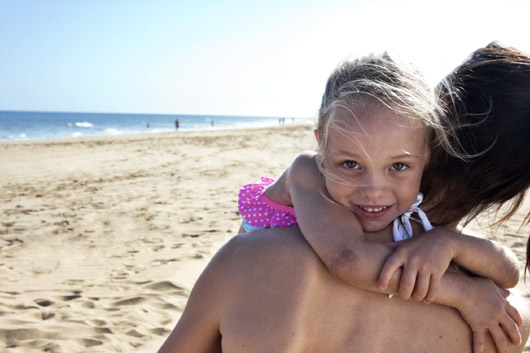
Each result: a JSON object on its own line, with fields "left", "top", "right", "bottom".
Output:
{"left": 359, "top": 205, "right": 388, "bottom": 213}
{"left": 355, "top": 205, "right": 392, "bottom": 218}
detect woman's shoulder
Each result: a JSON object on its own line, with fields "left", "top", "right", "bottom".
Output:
{"left": 225, "top": 227, "right": 317, "bottom": 259}
{"left": 215, "top": 227, "right": 323, "bottom": 279}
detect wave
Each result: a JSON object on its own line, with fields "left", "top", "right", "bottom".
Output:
{"left": 75, "top": 122, "right": 93, "bottom": 128}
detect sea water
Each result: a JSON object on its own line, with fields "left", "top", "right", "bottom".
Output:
{"left": 0, "top": 111, "right": 312, "bottom": 142}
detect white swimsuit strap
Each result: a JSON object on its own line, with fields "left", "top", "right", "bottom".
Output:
{"left": 392, "top": 193, "right": 433, "bottom": 242}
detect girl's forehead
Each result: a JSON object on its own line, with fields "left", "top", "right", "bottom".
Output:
{"left": 327, "top": 103, "right": 429, "bottom": 156}
{"left": 333, "top": 103, "right": 424, "bottom": 132}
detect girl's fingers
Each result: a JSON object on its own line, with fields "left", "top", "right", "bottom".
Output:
{"left": 500, "top": 315, "right": 522, "bottom": 346}
{"left": 489, "top": 325, "right": 509, "bottom": 353}
{"left": 473, "top": 330, "right": 486, "bottom": 353}
{"left": 377, "top": 254, "right": 403, "bottom": 291}
{"left": 505, "top": 300, "right": 523, "bottom": 328}
{"left": 398, "top": 266, "right": 417, "bottom": 300}
{"left": 423, "top": 274, "right": 440, "bottom": 304}
{"left": 410, "top": 272, "right": 430, "bottom": 302}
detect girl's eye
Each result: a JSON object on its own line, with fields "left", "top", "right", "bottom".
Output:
{"left": 343, "top": 160, "right": 359, "bottom": 169}
{"left": 391, "top": 162, "right": 407, "bottom": 171}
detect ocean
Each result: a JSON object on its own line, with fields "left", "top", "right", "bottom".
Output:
{"left": 0, "top": 111, "right": 313, "bottom": 142}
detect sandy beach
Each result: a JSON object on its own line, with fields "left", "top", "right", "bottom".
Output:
{"left": 1, "top": 124, "right": 529, "bottom": 352}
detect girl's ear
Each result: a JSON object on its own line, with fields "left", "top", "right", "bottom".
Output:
{"left": 314, "top": 129, "right": 319, "bottom": 142}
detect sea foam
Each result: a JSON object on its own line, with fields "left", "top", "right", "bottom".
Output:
{"left": 75, "top": 122, "right": 93, "bottom": 128}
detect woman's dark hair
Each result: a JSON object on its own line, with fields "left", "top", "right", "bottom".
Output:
{"left": 421, "top": 42, "right": 530, "bottom": 231}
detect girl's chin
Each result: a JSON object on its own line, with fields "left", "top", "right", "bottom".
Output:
{"left": 359, "top": 220, "right": 394, "bottom": 234}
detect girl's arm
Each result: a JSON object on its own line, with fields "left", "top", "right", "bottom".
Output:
{"left": 378, "top": 227, "right": 520, "bottom": 299}
{"left": 455, "top": 227, "right": 520, "bottom": 288}
{"left": 289, "top": 152, "right": 519, "bottom": 293}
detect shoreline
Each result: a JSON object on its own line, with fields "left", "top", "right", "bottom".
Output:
{"left": 0, "top": 121, "right": 315, "bottom": 146}
{"left": 0, "top": 110, "right": 315, "bottom": 144}
{"left": 1, "top": 123, "right": 529, "bottom": 352}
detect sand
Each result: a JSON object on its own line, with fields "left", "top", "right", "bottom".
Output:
{"left": 0, "top": 123, "right": 529, "bottom": 352}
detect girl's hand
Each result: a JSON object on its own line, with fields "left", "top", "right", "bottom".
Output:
{"left": 377, "top": 231, "right": 454, "bottom": 303}
{"left": 458, "top": 277, "right": 522, "bottom": 353}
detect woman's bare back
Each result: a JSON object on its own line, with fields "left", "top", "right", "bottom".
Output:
{"left": 216, "top": 227, "right": 529, "bottom": 353}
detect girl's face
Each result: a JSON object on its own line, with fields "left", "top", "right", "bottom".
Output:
{"left": 323, "top": 105, "right": 429, "bottom": 234}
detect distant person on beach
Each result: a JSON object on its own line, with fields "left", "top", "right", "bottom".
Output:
{"left": 175, "top": 119, "right": 179, "bottom": 131}
{"left": 158, "top": 44, "right": 530, "bottom": 353}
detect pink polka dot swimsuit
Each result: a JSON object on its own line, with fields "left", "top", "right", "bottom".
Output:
{"left": 238, "top": 177, "right": 297, "bottom": 231}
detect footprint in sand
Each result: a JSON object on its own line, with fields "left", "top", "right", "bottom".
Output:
{"left": 152, "top": 258, "right": 178, "bottom": 265}
{"left": 126, "top": 329, "right": 145, "bottom": 338}
{"left": 76, "top": 337, "right": 103, "bottom": 348}
{"left": 113, "top": 296, "right": 146, "bottom": 306}
{"left": 34, "top": 298, "right": 54, "bottom": 307}
{"left": 58, "top": 294, "right": 82, "bottom": 301}
{"left": 150, "top": 327, "right": 171, "bottom": 336}
{"left": 41, "top": 312, "right": 55, "bottom": 320}
{"left": 144, "top": 280, "right": 186, "bottom": 292}
{"left": 82, "top": 300, "right": 96, "bottom": 309}
{"left": 88, "top": 319, "right": 107, "bottom": 327}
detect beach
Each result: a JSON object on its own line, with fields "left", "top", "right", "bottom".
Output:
{"left": 1, "top": 123, "right": 529, "bottom": 352}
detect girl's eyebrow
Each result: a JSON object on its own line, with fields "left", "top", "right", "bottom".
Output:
{"left": 335, "top": 150, "right": 422, "bottom": 159}
{"left": 395, "top": 151, "right": 422, "bottom": 159}
{"left": 333, "top": 150, "right": 363, "bottom": 158}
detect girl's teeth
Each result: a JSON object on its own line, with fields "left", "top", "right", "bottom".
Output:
{"left": 361, "top": 206, "right": 386, "bottom": 212}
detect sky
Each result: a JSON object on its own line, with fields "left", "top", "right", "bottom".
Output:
{"left": 1, "top": 0, "right": 530, "bottom": 118}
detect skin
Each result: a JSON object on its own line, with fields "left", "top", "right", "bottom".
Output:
{"left": 158, "top": 226, "right": 530, "bottom": 353}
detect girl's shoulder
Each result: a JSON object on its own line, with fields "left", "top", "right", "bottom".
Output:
{"left": 292, "top": 150, "right": 318, "bottom": 165}
{"left": 287, "top": 151, "right": 323, "bottom": 195}
{"left": 289, "top": 151, "right": 319, "bottom": 179}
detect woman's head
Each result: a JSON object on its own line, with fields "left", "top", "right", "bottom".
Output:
{"left": 422, "top": 42, "right": 530, "bottom": 227}
{"left": 314, "top": 52, "right": 442, "bottom": 233}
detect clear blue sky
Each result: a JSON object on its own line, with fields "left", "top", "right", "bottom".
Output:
{"left": 1, "top": 0, "right": 530, "bottom": 117}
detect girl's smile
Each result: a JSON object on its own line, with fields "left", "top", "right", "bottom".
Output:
{"left": 354, "top": 204, "right": 392, "bottom": 217}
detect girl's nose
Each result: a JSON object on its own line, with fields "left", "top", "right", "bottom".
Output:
{"left": 359, "top": 173, "right": 385, "bottom": 200}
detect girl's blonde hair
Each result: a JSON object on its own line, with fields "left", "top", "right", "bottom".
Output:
{"left": 315, "top": 52, "right": 446, "bottom": 174}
